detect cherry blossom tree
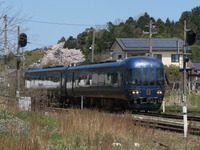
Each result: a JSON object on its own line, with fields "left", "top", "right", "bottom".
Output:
{"left": 33, "top": 42, "right": 85, "bottom": 67}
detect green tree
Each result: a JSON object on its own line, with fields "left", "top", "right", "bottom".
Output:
{"left": 57, "top": 37, "right": 66, "bottom": 44}
{"left": 165, "top": 65, "right": 180, "bottom": 82}
{"left": 179, "top": 11, "right": 192, "bottom": 23}
{"left": 191, "top": 6, "right": 200, "bottom": 40}
{"left": 189, "top": 44, "right": 200, "bottom": 61}
{"left": 155, "top": 18, "right": 166, "bottom": 38}
{"left": 64, "top": 36, "right": 77, "bottom": 49}
{"left": 136, "top": 12, "right": 151, "bottom": 31}
{"left": 76, "top": 29, "right": 93, "bottom": 61}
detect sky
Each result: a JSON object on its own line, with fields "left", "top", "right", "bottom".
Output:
{"left": 3, "top": 0, "right": 200, "bottom": 51}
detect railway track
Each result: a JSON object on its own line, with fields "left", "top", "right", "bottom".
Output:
{"left": 135, "top": 112, "right": 200, "bottom": 122}
{"left": 165, "top": 109, "right": 200, "bottom": 114}
{"left": 132, "top": 115, "right": 200, "bottom": 136}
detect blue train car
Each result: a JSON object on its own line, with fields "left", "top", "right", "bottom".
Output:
{"left": 24, "top": 56, "right": 165, "bottom": 111}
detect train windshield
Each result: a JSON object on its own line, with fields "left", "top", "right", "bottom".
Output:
{"left": 126, "top": 68, "right": 164, "bottom": 86}
{"left": 143, "top": 68, "right": 154, "bottom": 85}
{"left": 156, "top": 68, "right": 164, "bottom": 85}
{"left": 125, "top": 69, "right": 141, "bottom": 85}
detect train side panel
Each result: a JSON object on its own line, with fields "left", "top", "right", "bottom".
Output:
{"left": 24, "top": 68, "right": 67, "bottom": 97}
{"left": 66, "top": 64, "right": 126, "bottom": 100}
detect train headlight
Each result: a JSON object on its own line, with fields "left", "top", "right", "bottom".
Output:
{"left": 132, "top": 90, "right": 140, "bottom": 94}
{"left": 157, "top": 90, "right": 163, "bottom": 94}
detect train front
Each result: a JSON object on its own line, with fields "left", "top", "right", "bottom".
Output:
{"left": 124, "top": 56, "right": 165, "bottom": 111}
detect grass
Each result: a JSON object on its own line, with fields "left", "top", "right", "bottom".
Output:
{"left": 163, "top": 90, "right": 200, "bottom": 117}
{"left": 188, "top": 93, "right": 200, "bottom": 109}
{"left": 164, "top": 90, "right": 200, "bottom": 110}
{"left": 0, "top": 99, "right": 200, "bottom": 150}
{"left": 0, "top": 88, "right": 200, "bottom": 149}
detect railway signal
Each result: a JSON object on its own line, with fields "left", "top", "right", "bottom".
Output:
{"left": 181, "top": 21, "right": 196, "bottom": 138}
{"left": 18, "top": 33, "right": 27, "bottom": 47}
{"left": 186, "top": 30, "right": 196, "bottom": 45}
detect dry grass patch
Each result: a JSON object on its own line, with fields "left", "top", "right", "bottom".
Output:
{"left": 0, "top": 105, "right": 200, "bottom": 149}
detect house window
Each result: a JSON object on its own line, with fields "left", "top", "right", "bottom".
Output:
{"left": 153, "top": 54, "right": 162, "bottom": 61}
{"left": 171, "top": 54, "right": 179, "bottom": 62}
{"left": 118, "top": 55, "right": 122, "bottom": 59}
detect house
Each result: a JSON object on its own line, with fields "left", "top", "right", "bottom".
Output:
{"left": 111, "top": 38, "right": 184, "bottom": 67}
{"left": 188, "top": 62, "right": 200, "bottom": 90}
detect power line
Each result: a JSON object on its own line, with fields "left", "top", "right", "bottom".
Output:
{"left": 25, "top": 19, "right": 105, "bottom": 27}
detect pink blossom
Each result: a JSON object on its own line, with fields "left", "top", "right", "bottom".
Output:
{"left": 31, "top": 42, "right": 85, "bottom": 67}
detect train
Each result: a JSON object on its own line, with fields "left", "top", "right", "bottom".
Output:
{"left": 24, "top": 56, "right": 165, "bottom": 111}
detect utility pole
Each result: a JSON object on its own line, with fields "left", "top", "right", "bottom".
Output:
{"left": 3, "top": 15, "right": 8, "bottom": 94}
{"left": 16, "top": 26, "right": 20, "bottom": 98}
{"left": 182, "top": 20, "right": 188, "bottom": 138}
{"left": 143, "top": 20, "right": 157, "bottom": 57}
{"left": 149, "top": 20, "right": 153, "bottom": 57}
{"left": 22, "top": 47, "right": 25, "bottom": 70}
{"left": 91, "top": 28, "right": 95, "bottom": 62}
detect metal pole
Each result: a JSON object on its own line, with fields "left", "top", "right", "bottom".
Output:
{"left": 149, "top": 20, "right": 153, "bottom": 57}
{"left": 91, "top": 28, "right": 95, "bottom": 62}
{"left": 162, "top": 98, "right": 165, "bottom": 113}
{"left": 182, "top": 20, "right": 188, "bottom": 138}
{"left": 22, "top": 47, "right": 25, "bottom": 70}
{"left": 16, "top": 26, "right": 20, "bottom": 98}
{"left": 143, "top": 20, "right": 156, "bottom": 57}
{"left": 81, "top": 96, "right": 84, "bottom": 110}
{"left": 176, "top": 41, "right": 180, "bottom": 54}
{"left": 3, "top": 15, "right": 8, "bottom": 92}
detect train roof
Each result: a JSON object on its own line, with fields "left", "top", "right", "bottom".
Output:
{"left": 25, "top": 66, "right": 68, "bottom": 73}
{"left": 25, "top": 56, "right": 164, "bottom": 74}
{"left": 122, "top": 56, "right": 164, "bottom": 69}
{"left": 68, "top": 56, "right": 164, "bottom": 70}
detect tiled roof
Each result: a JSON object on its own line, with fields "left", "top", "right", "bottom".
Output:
{"left": 192, "top": 62, "right": 200, "bottom": 70}
{"left": 115, "top": 38, "right": 184, "bottom": 51}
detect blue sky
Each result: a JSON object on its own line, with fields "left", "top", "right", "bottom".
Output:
{"left": 4, "top": 0, "right": 200, "bottom": 50}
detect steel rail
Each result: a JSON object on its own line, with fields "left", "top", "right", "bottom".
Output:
{"left": 132, "top": 116, "right": 200, "bottom": 136}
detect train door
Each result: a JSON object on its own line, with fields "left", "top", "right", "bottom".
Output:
{"left": 66, "top": 71, "right": 75, "bottom": 97}
{"left": 61, "top": 71, "right": 66, "bottom": 97}
{"left": 72, "top": 72, "right": 75, "bottom": 96}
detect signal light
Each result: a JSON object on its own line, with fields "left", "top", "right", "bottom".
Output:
{"left": 184, "top": 58, "right": 189, "bottom": 63}
{"left": 186, "top": 30, "right": 196, "bottom": 45}
{"left": 18, "top": 33, "right": 27, "bottom": 47}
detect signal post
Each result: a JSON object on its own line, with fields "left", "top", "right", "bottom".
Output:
{"left": 182, "top": 20, "right": 196, "bottom": 138}
{"left": 16, "top": 26, "right": 27, "bottom": 98}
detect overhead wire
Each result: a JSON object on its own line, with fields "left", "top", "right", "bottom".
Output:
{"left": 24, "top": 19, "right": 106, "bottom": 27}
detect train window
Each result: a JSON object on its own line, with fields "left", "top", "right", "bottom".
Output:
{"left": 143, "top": 68, "right": 148, "bottom": 85}
{"left": 78, "top": 74, "right": 86, "bottom": 86}
{"left": 149, "top": 68, "right": 155, "bottom": 85}
{"left": 86, "top": 75, "right": 92, "bottom": 85}
{"left": 125, "top": 69, "right": 141, "bottom": 86}
{"left": 78, "top": 72, "right": 92, "bottom": 86}
{"left": 111, "top": 72, "right": 118, "bottom": 85}
{"left": 156, "top": 68, "right": 164, "bottom": 85}
{"left": 105, "top": 73, "right": 112, "bottom": 85}
{"left": 98, "top": 74, "right": 105, "bottom": 85}
{"left": 92, "top": 74, "right": 98, "bottom": 85}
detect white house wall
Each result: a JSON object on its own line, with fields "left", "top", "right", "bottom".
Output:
{"left": 152, "top": 51, "right": 183, "bottom": 67}
{"left": 112, "top": 43, "right": 183, "bottom": 67}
